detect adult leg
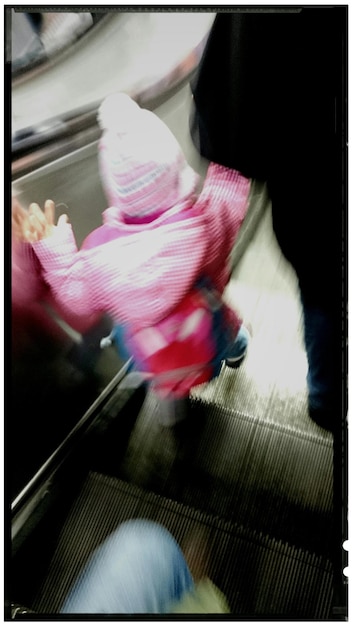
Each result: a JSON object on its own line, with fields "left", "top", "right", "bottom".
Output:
{"left": 269, "top": 166, "right": 343, "bottom": 433}
{"left": 61, "top": 519, "right": 194, "bottom": 614}
{"left": 300, "top": 292, "right": 341, "bottom": 431}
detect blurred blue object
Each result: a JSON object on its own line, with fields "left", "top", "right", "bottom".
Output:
{"left": 61, "top": 520, "right": 194, "bottom": 613}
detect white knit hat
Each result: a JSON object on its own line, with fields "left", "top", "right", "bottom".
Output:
{"left": 97, "top": 93, "right": 199, "bottom": 218}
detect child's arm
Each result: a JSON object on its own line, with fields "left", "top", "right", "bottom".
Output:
{"left": 199, "top": 162, "right": 250, "bottom": 229}
{"left": 195, "top": 163, "right": 251, "bottom": 291}
{"left": 12, "top": 200, "right": 98, "bottom": 318}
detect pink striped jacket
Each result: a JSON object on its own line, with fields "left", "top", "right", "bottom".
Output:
{"left": 31, "top": 163, "right": 250, "bottom": 394}
{"left": 32, "top": 163, "right": 249, "bottom": 323}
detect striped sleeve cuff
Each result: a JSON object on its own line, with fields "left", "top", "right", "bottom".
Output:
{"left": 32, "top": 223, "right": 78, "bottom": 271}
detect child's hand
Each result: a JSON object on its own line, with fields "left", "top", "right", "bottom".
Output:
{"left": 12, "top": 199, "right": 68, "bottom": 242}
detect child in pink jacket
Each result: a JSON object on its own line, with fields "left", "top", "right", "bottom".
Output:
{"left": 13, "top": 93, "right": 251, "bottom": 424}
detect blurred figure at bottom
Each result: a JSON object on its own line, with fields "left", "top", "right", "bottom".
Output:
{"left": 60, "top": 520, "right": 229, "bottom": 614}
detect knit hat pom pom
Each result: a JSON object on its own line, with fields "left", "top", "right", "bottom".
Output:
{"left": 97, "top": 93, "right": 141, "bottom": 133}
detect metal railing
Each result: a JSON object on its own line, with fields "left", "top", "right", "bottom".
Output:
{"left": 11, "top": 359, "right": 133, "bottom": 517}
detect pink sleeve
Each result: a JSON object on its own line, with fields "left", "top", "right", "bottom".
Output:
{"left": 196, "top": 163, "right": 251, "bottom": 292}
{"left": 32, "top": 224, "right": 98, "bottom": 318}
{"left": 200, "top": 163, "right": 250, "bottom": 231}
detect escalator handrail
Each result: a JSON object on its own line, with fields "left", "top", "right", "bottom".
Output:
{"left": 11, "top": 16, "right": 214, "bottom": 178}
{"left": 11, "top": 74, "right": 193, "bottom": 179}
{"left": 11, "top": 358, "right": 133, "bottom": 517}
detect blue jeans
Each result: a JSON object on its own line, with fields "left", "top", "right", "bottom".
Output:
{"left": 60, "top": 520, "right": 194, "bottom": 614}
{"left": 301, "top": 297, "right": 340, "bottom": 414}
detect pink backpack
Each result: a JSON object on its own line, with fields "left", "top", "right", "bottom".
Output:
{"left": 116, "top": 282, "right": 239, "bottom": 398}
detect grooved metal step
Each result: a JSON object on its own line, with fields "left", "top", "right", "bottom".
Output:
{"left": 31, "top": 471, "right": 333, "bottom": 618}
{"left": 113, "top": 393, "right": 333, "bottom": 558}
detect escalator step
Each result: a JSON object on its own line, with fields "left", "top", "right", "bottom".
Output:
{"left": 32, "top": 471, "right": 333, "bottom": 618}
{"left": 116, "top": 393, "right": 333, "bottom": 556}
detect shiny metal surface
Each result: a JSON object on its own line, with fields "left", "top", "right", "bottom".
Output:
{"left": 11, "top": 359, "right": 133, "bottom": 517}
{"left": 12, "top": 12, "right": 215, "bottom": 135}
{"left": 11, "top": 12, "right": 214, "bottom": 178}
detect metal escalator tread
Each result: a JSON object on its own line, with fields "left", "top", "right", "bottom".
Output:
{"left": 117, "top": 393, "right": 334, "bottom": 558}
{"left": 32, "top": 471, "right": 333, "bottom": 618}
